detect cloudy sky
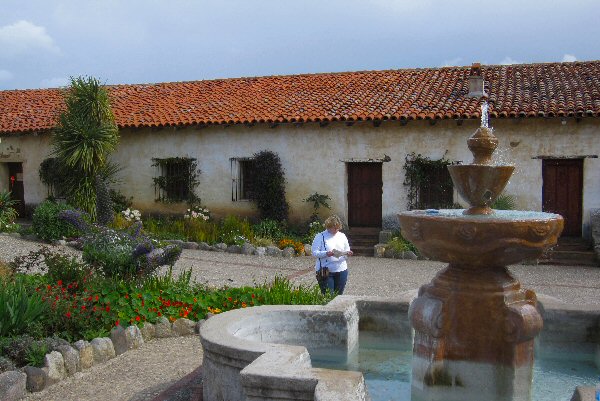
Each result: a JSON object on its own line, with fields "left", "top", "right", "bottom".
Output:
{"left": 1, "top": 0, "right": 599, "bottom": 90}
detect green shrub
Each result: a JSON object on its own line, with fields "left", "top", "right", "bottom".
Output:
{"left": 304, "top": 220, "right": 325, "bottom": 244}
{"left": 219, "top": 215, "right": 254, "bottom": 245}
{"left": 0, "top": 276, "right": 49, "bottom": 337}
{"left": 252, "top": 219, "right": 284, "bottom": 241}
{"left": 251, "top": 150, "right": 289, "bottom": 221}
{"left": 303, "top": 192, "right": 331, "bottom": 221}
{"left": 386, "top": 234, "right": 418, "bottom": 256}
{"left": 183, "top": 218, "right": 219, "bottom": 244}
{"left": 109, "top": 189, "right": 133, "bottom": 214}
{"left": 0, "top": 191, "right": 19, "bottom": 231}
{"left": 252, "top": 237, "right": 275, "bottom": 247}
{"left": 32, "top": 201, "right": 80, "bottom": 241}
{"left": 25, "top": 341, "right": 48, "bottom": 367}
{"left": 261, "top": 276, "right": 331, "bottom": 305}
{"left": 492, "top": 193, "right": 517, "bottom": 210}
{"left": 142, "top": 216, "right": 188, "bottom": 241}
{"left": 9, "top": 247, "right": 92, "bottom": 289}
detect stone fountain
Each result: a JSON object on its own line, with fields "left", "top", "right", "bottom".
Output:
{"left": 398, "top": 102, "right": 564, "bottom": 401}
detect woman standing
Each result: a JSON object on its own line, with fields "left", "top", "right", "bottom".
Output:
{"left": 312, "top": 215, "right": 353, "bottom": 295}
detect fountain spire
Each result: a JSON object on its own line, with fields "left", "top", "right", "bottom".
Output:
{"left": 447, "top": 98, "right": 513, "bottom": 215}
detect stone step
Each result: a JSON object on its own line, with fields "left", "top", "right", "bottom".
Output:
{"left": 346, "top": 227, "right": 380, "bottom": 258}
{"left": 540, "top": 250, "right": 598, "bottom": 267}
{"left": 538, "top": 237, "right": 598, "bottom": 266}
{"left": 350, "top": 245, "right": 375, "bottom": 257}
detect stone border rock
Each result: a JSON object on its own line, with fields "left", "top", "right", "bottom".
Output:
{"left": 374, "top": 230, "right": 419, "bottom": 260}
{"left": 163, "top": 239, "right": 309, "bottom": 258}
{"left": 0, "top": 317, "right": 201, "bottom": 401}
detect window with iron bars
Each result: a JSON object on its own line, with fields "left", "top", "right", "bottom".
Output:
{"left": 152, "top": 157, "right": 199, "bottom": 203}
{"left": 403, "top": 152, "right": 456, "bottom": 210}
{"left": 230, "top": 157, "right": 257, "bottom": 201}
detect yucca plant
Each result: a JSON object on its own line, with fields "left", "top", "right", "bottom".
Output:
{"left": 51, "top": 76, "right": 119, "bottom": 220}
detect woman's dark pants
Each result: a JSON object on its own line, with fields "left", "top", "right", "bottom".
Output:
{"left": 318, "top": 269, "right": 348, "bottom": 295}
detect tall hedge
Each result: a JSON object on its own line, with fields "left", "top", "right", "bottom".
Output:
{"left": 251, "top": 150, "right": 289, "bottom": 221}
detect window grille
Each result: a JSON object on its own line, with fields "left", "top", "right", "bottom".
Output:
{"left": 231, "top": 157, "right": 257, "bottom": 201}
{"left": 152, "top": 157, "right": 197, "bottom": 203}
{"left": 416, "top": 163, "right": 454, "bottom": 209}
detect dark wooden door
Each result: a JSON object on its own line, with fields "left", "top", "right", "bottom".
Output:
{"left": 542, "top": 159, "right": 583, "bottom": 237}
{"left": 347, "top": 163, "right": 382, "bottom": 227}
{"left": 7, "top": 163, "right": 25, "bottom": 216}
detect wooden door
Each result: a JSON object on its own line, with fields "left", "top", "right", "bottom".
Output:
{"left": 542, "top": 159, "right": 583, "bottom": 237}
{"left": 7, "top": 163, "right": 25, "bottom": 216}
{"left": 347, "top": 163, "right": 382, "bottom": 227}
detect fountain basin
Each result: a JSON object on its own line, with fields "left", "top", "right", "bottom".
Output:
{"left": 199, "top": 294, "right": 600, "bottom": 401}
{"left": 398, "top": 209, "right": 563, "bottom": 267}
{"left": 447, "top": 164, "right": 514, "bottom": 215}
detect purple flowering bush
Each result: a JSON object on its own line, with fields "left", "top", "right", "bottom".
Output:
{"left": 59, "top": 210, "right": 181, "bottom": 280}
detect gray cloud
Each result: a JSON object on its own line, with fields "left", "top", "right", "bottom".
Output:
{"left": 0, "top": 20, "right": 60, "bottom": 59}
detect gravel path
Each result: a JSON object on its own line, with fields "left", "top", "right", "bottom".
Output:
{"left": 1, "top": 233, "right": 599, "bottom": 400}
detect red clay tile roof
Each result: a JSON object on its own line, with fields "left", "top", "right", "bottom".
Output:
{"left": 1, "top": 61, "right": 600, "bottom": 134}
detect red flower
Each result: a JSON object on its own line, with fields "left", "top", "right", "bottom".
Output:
{"left": 135, "top": 316, "right": 141, "bottom": 321}
{"left": 65, "top": 312, "right": 71, "bottom": 318}
{"left": 115, "top": 320, "right": 120, "bottom": 327}
{"left": 228, "top": 297, "right": 233, "bottom": 302}
{"left": 57, "top": 280, "right": 63, "bottom": 286}
{"left": 95, "top": 295, "right": 99, "bottom": 301}
{"left": 251, "top": 294, "right": 255, "bottom": 298}
{"left": 81, "top": 305, "right": 86, "bottom": 310}
{"left": 105, "top": 306, "right": 111, "bottom": 312}
{"left": 125, "top": 294, "right": 129, "bottom": 299}
{"left": 157, "top": 311, "right": 162, "bottom": 317}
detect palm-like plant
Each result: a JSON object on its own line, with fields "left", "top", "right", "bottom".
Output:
{"left": 51, "top": 76, "right": 119, "bottom": 219}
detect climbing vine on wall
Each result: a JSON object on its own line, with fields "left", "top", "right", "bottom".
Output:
{"left": 403, "top": 152, "right": 457, "bottom": 210}
{"left": 152, "top": 157, "right": 200, "bottom": 204}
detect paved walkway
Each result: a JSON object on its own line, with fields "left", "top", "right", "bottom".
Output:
{"left": 1, "top": 234, "right": 598, "bottom": 400}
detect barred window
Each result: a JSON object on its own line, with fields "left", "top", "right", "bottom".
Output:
{"left": 416, "top": 163, "right": 454, "bottom": 209}
{"left": 152, "top": 157, "right": 198, "bottom": 203}
{"left": 231, "top": 157, "right": 257, "bottom": 201}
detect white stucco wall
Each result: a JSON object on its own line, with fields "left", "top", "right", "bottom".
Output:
{"left": 2, "top": 117, "right": 599, "bottom": 237}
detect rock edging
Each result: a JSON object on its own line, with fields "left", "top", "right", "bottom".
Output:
{"left": 0, "top": 317, "right": 202, "bottom": 401}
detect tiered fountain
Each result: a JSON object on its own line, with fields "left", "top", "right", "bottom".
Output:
{"left": 398, "top": 103, "right": 564, "bottom": 401}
